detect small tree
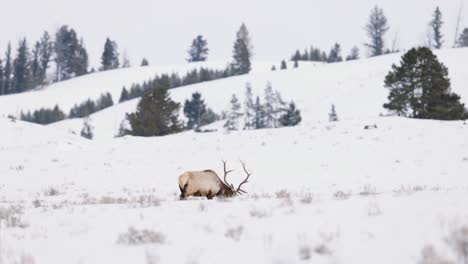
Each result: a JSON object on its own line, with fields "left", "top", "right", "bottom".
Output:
{"left": 365, "top": 6, "right": 389, "bottom": 56}
{"left": 141, "top": 58, "right": 149, "bottom": 66}
{"left": 187, "top": 35, "right": 209, "bottom": 62}
{"left": 119, "top": 86, "right": 130, "bottom": 103}
{"left": 126, "top": 85, "right": 183, "bottom": 136}
{"left": 183, "top": 91, "right": 207, "bottom": 129}
{"left": 346, "top": 46, "right": 360, "bottom": 61}
{"left": 293, "top": 60, "right": 299, "bottom": 68}
{"left": 430, "top": 7, "right": 444, "bottom": 49}
{"left": 280, "top": 102, "right": 302, "bottom": 126}
{"left": 80, "top": 117, "right": 94, "bottom": 139}
{"left": 244, "top": 83, "right": 255, "bottom": 129}
{"left": 280, "top": 60, "right": 287, "bottom": 70}
{"left": 327, "top": 43, "right": 343, "bottom": 63}
{"left": 383, "top": 47, "right": 467, "bottom": 120}
{"left": 224, "top": 94, "right": 243, "bottom": 131}
{"left": 329, "top": 104, "right": 339, "bottom": 122}
{"left": 253, "top": 96, "right": 266, "bottom": 129}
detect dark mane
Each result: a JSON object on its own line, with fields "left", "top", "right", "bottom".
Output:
{"left": 203, "top": 169, "right": 216, "bottom": 173}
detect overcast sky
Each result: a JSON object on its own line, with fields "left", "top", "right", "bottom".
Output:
{"left": 0, "top": 0, "right": 466, "bottom": 68}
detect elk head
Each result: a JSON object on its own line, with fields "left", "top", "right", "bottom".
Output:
{"left": 218, "top": 160, "right": 252, "bottom": 197}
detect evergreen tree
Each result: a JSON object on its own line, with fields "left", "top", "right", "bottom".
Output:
{"left": 119, "top": 86, "right": 129, "bottom": 103}
{"left": 457, "top": 28, "right": 468, "bottom": 47}
{"left": 13, "top": 38, "right": 33, "bottom": 93}
{"left": 280, "top": 60, "right": 287, "bottom": 69}
{"left": 253, "top": 96, "right": 266, "bottom": 129}
{"left": 293, "top": 60, "right": 299, "bottom": 68}
{"left": 383, "top": 47, "right": 467, "bottom": 120}
{"left": 54, "top": 26, "right": 88, "bottom": 81}
{"left": 126, "top": 85, "right": 182, "bottom": 136}
{"left": 141, "top": 58, "right": 149, "bottom": 66}
{"left": 4, "top": 43, "right": 12, "bottom": 94}
{"left": 183, "top": 91, "right": 207, "bottom": 129}
{"left": 31, "top": 42, "right": 41, "bottom": 85}
{"left": 280, "top": 102, "right": 302, "bottom": 126}
{"left": 231, "top": 23, "right": 252, "bottom": 75}
{"left": 327, "top": 43, "right": 343, "bottom": 63}
{"left": 244, "top": 83, "right": 255, "bottom": 129}
{"left": 80, "top": 117, "right": 94, "bottom": 139}
{"left": 224, "top": 94, "right": 243, "bottom": 130}
{"left": 101, "top": 38, "right": 120, "bottom": 71}
{"left": 38, "top": 31, "right": 53, "bottom": 83}
{"left": 430, "top": 7, "right": 444, "bottom": 49}
{"left": 273, "top": 90, "right": 287, "bottom": 127}
{"left": 187, "top": 35, "right": 209, "bottom": 62}
{"left": 96, "top": 92, "right": 114, "bottom": 110}
{"left": 291, "top": 50, "right": 301, "bottom": 61}
{"left": 365, "top": 6, "right": 389, "bottom": 56}
{"left": 329, "top": 104, "right": 339, "bottom": 122}
{"left": 122, "top": 50, "right": 131, "bottom": 68}
{"left": 346, "top": 46, "right": 360, "bottom": 61}
{"left": 263, "top": 83, "right": 275, "bottom": 128}
{"left": 271, "top": 65, "right": 276, "bottom": 71}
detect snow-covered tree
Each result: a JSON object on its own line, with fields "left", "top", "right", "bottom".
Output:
{"left": 430, "top": 7, "right": 444, "bottom": 49}
{"left": 329, "top": 104, "right": 339, "bottom": 122}
{"left": 244, "top": 83, "right": 255, "bottom": 129}
{"left": 224, "top": 94, "right": 243, "bottom": 131}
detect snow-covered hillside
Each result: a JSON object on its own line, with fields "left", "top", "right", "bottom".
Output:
{"left": 47, "top": 48, "right": 468, "bottom": 139}
{"left": 1, "top": 49, "right": 468, "bottom": 264}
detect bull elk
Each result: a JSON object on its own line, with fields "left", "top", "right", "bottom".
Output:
{"left": 178, "top": 161, "right": 252, "bottom": 199}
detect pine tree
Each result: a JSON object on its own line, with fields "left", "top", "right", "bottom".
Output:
{"left": 101, "top": 38, "right": 120, "bottom": 71}
{"left": 365, "top": 6, "right": 389, "bottom": 56}
{"left": 430, "top": 7, "right": 444, "bottom": 49}
{"left": 231, "top": 23, "right": 252, "bottom": 75}
{"left": 183, "top": 91, "right": 207, "bottom": 129}
{"left": 329, "top": 104, "right": 339, "bottom": 122}
{"left": 54, "top": 26, "right": 88, "bottom": 80}
{"left": 119, "top": 86, "right": 129, "bottom": 103}
{"left": 383, "top": 47, "right": 466, "bottom": 120}
{"left": 457, "top": 28, "right": 468, "bottom": 47}
{"left": 280, "top": 102, "right": 302, "bottom": 126}
{"left": 271, "top": 65, "right": 276, "bottom": 71}
{"left": 292, "top": 50, "right": 301, "bottom": 61}
{"left": 80, "top": 117, "right": 94, "bottom": 139}
{"left": 224, "top": 94, "right": 243, "bottom": 131}
{"left": 253, "top": 96, "right": 266, "bottom": 129}
{"left": 31, "top": 42, "right": 41, "bottom": 85}
{"left": 293, "top": 60, "right": 299, "bottom": 68}
{"left": 126, "top": 85, "right": 182, "bottom": 136}
{"left": 141, "top": 58, "right": 149, "bottom": 66}
{"left": 327, "top": 43, "right": 343, "bottom": 63}
{"left": 244, "top": 83, "right": 255, "bottom": 129}
{"left": 13, "top": 38, "right": 33, "bottom": 93}
{"left": 263, "top": 83, "right": 275, "bottom": 128}
{"left": 38, "top": 31, "right": 53, "bottom": 83}
{"left": 188, "top": 35, "right": 209, "bottom": 62}
{"left": 273, "top": 90, "right": 287, "bottom": 127}
{"left": 280, "top": 60, "right": 287, "bottom": 70}
{"left": 346, "top": 46, "right": 360, "bottom": 61}
{"left": 4, "top": 43, "right": 12, "bottom": 94}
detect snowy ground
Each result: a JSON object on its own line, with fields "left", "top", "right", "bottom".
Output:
{"left": 1, "top": 49, "right": 468, "bottom": 264}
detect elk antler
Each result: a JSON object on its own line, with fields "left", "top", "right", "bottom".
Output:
{"left": 222, "top": 160, "right": 235, "bottom": 189}
{"left": 236, "top": 160, "right": 252, "bottom": 194}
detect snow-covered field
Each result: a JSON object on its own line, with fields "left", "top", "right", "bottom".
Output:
{"left": 1, "top": 49, "right": 468, "bottom": 264}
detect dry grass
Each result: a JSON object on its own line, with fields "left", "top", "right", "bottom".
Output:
{"left": 117, "top": 227, "right": 165, "bottom": 245}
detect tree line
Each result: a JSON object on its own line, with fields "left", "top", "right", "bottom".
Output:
{"left": 290, "top": 5, "right": 468, "bottom": 65}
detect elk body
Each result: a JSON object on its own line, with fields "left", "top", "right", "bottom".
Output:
{"left": 178, "top": 161, "right": 251, "bottom": 200}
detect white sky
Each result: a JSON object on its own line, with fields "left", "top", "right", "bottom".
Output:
{"left": 0, "top": 0, "right": 466, "bottom": 68}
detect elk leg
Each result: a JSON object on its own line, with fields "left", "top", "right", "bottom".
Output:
{"left": 179, "top": 183, "right": 188, "bottom": 200}
{"left": 206, "top": 191, "right": 214, "bottom": 200}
